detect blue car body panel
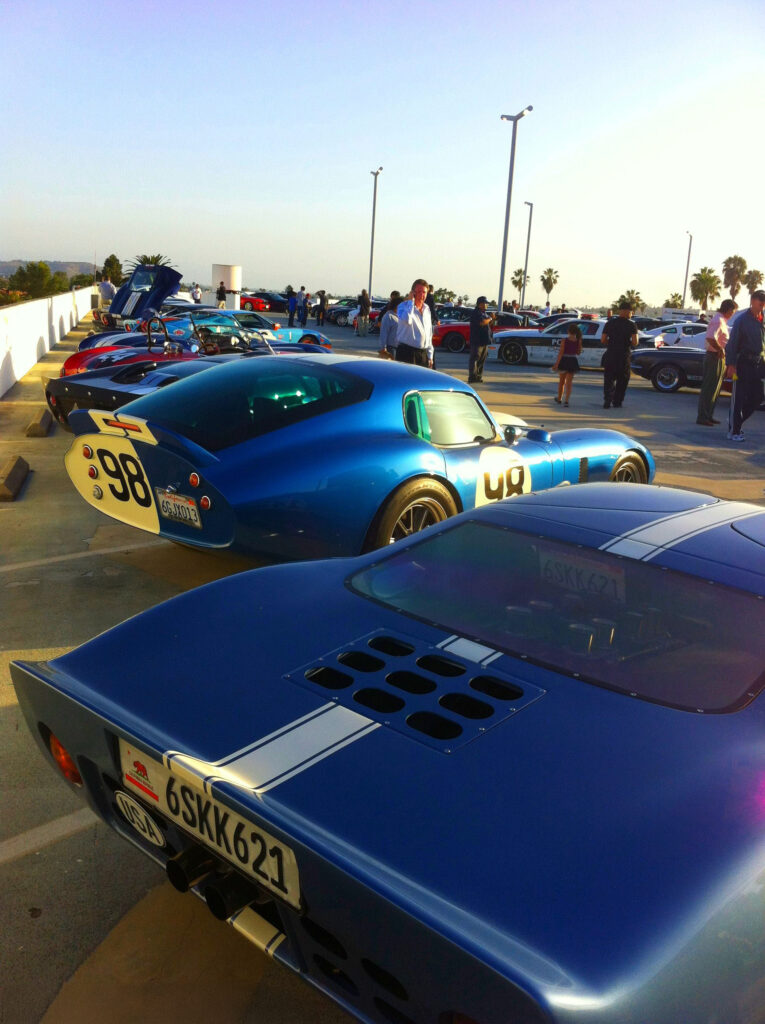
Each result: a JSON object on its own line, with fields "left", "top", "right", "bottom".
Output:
{"left": 65, "top": 357, "right": 655, "bottom": 559}
{"left": 11, "top": 484, "right": 765, "bottom": 1023}
{"left": 107, "top": 265, "right": 182, "bottom": 321}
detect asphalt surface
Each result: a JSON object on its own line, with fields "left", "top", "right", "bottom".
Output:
{"left": 1, "top": 311, "right": 763, "bottom": 1024}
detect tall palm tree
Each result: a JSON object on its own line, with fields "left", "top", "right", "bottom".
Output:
{"left": 128, "top": 254, "right": 174, "bottom": 269}
{"left": 722, "top": 255, "right": 747, "bottom": 300}
{"left": 610, "top": 290, "right": 644, "bottom": 312}
{"left": 540, "top": 268, "right": 559, "bottom": 299}
{"left": 510, "top": 268, "right": 528, "bottom": 300}
{"left": 745, "top": 269, "right": 764, "bottom": 295}
{"left": 663, "top": 293, "right": 683, "bottom": 308}
{"left": 690, "top": 267, "right": 721, "bottom": 310}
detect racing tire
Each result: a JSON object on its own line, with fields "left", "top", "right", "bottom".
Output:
{"left": 610, "top": 452, "right": 648, "bottom": 484}
{"left": 443, "top": 332, "right": 466, "bottom": 354}
{"left": 299, "top": 334, "right": 318, "bottom": 344}
{"left": 499, "top": 340, "right": 527, "bottom": 365}
{"left": 336, "top": 313, "right": 349, "bottom": 327}
{"left": 243, "top": 301, "right": 254, "bottom": 310}
{"left": 650, "top": 363, "right": 684, "bottom": 392}
{"left": 365, "top": 479, "right": 458, "bottom": 551}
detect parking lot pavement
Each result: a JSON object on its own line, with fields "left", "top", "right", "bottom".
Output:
{"left": 1, "top": 313, "right": 763, "bottom": 1023}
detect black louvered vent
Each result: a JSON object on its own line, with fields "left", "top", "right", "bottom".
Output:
{"left": 285, "top": 630, "right": 545, "bottom": 752}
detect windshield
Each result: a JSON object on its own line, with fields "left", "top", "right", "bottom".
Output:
{"left": 349, "top": 521, "right": 765, "bottom": 713}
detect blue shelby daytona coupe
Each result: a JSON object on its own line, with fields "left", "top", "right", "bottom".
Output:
{"left": 64, "top": 355, "right": 655, "bottom": 560}
{"left": 11, "top": 484, "right": 765, "bottom": 1022}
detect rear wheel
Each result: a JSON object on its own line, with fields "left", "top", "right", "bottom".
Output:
{"left": 299, "top": 334, "right": 318, "bottom": 344}
{"left": 336, "top": 313, "right": 348, "bottom": 327}
{"left": 365, "top": 479, "right": 457, "bottom": 550}
{"left": 651, "top": 363, "right": 684, "bottom": 392}
{"left": 610, "top": 453, "right": 648, "bottom": 483}
{"left": 443, "top": 332, "right": 466, "bottom": 353}
{"left": 499, "top": 340, "right": 526, "bottom": 365}
{"left": 243, "top": 301, "right": 254, "bottom": 310}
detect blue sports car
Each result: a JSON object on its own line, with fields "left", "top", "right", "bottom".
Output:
{"left": 64, "top": 356, "right": 654, "bottom": 560}
{"left": 11, "top": 484, "right": 765, "bottom": 1023}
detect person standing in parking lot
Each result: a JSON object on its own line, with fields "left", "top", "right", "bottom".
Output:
{"left": 696, "top": 299, "right": 737, "bottom": 426}
{"left": 98, "top": 275, "right": 116, "bottom": 310}
{"left": 216, "top": 281, "right": 227, "bottom": 309}
{"left": 395, "top": 279, "right": 434, "bottom": 367}
{"left": 317, "top": 290, "right": 327, "bottom": 326}
{"left": 468, "top": 296, "right": 494, "bottom": 383}
{"left": 191, "top": 283, "right": 202, "bottom": 303}
{"left": 357, "top": 289, "right": 371, "bottom": 336}
{"left": 726, "top": 289, "right": 765, "bottom": 441}
{"left": 601, "top": 301, "right": 638, "bottom": 408}
{"left": 378, "top": 290, "right": 402, "bottom": 358}
{"left": 287, "top": 289, "right": 297, "bottom": 327}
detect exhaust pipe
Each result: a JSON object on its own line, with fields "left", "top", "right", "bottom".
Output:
{"left": 166, "top": 846, "right": 218, "bottom": 893}
{"left": 204, "top": 872, "right": 263, "bottom": 921}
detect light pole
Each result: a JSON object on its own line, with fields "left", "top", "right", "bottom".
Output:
{"left": 520, "top": 201, "right": 533, "bottom": 308}
{"left": 497, "top": 105, "right": 532, "bottom": 312}
{"left": 682, "top": 230, "right": 693, "bottom": 309}
{"left": 368, "top": 167, "right": 383, "bottom": 298}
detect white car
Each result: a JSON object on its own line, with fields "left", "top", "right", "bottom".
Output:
{"left": 643, "top": 321, "right": 708, "bottom": 349}
{"left": 494, "top": 318, "right": 651, "bottom": 367}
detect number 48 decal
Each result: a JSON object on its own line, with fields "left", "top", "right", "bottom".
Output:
{"left": 97, "top": 448, "right": 152, "bottom": 507}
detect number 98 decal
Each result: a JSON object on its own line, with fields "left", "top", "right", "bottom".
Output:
{"left": 64, "top": 434, "right": 160, "bottom": 533}
{"left": 475, "top": 447, "right": 531, "bottom": 508}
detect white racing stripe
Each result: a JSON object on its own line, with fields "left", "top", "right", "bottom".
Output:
{"left": 599, "top": 501, "right": 763, "bottom": 561}
{"left": 165, "top": 703, "right": 379, "bottom": 796}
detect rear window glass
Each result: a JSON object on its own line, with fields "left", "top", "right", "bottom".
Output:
{"left": 122, "top": 360, "right": 371, "bottom": 452}
{"left": 349, "top": 521, "right": 765, "bottom": 713}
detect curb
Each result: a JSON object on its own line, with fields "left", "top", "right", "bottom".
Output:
{"left": 26, "top": 409, "right": 53, "bottom": 437}
{"left": 0, "top": 456, "right": 30, "bottom": 500}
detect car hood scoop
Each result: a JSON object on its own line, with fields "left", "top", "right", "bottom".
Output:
{"left": 284, "top": 629, "right": 545, "bottom": 752}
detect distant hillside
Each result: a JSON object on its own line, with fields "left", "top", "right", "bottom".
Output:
{"left": 0, "top": 259, "right": 94, "bottom": 278}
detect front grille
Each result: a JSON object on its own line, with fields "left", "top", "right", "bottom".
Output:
{"left": 285, "top": 629, "right": 545, "bottom": 752}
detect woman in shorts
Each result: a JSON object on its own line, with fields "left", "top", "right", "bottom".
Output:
{"left": 553, "top": 323, "right": 582, "bottom": 406}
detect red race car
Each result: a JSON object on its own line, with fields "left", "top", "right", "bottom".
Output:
{"left": 434, "top": 312, "right": 537, "bottom": 353}
{"left": 239, "top": 294, "right": 270, "bottom": 312}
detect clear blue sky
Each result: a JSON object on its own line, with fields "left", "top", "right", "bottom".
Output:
{"left": 2, "top": 0, "right": 763, "bottom": 307}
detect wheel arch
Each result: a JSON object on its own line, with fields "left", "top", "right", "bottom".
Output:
{"left": 361, "top": 472, "right": 463, "bottom": 552}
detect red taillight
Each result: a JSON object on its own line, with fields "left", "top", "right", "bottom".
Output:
{"left": 48, "top": 733, "right": 83, "bottom": 786}
{"left": 189, "top": 472, "right": 200, "bottom": 488}
{"left": 200, "top": 495, "right": 211, "bottom": 511}
{"left": 82, "top": 444, "right": 93, "bottom": 458}
{"left": 49, "top": 394, "right": 57, "bottom": 406}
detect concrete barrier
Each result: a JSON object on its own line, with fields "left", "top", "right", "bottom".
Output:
{"left": 0, "top": 287, "right": 96, "bottom": 398}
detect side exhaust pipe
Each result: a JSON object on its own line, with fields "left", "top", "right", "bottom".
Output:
{"left": 204, "top": 872, "right": 263, "bottom": 921}
{"left": 166, "top": 846, "right": 218, "bottom": 893}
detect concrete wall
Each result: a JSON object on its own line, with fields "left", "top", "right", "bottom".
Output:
{"left": 0, "top": 287, "right": 96, "bottom": 398}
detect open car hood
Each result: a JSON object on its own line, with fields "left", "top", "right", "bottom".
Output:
{"left": 109, "top": 265, "right": 183, "bottom": 320}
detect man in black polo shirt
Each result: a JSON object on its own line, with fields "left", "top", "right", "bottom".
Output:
{"left": 469, "top": 296, "right": 495, "bottom": 383}
{"left": 725, "top": 288, "right": 765, "bottom": 441}
{"left": 601, "top": 301, "right": 639, "bottom": 408}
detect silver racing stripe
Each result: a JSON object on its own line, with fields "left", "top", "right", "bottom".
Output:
{"left": 599, "top": 501, "right": 763, "bottom": 561}
{"left": 164, "top": 703, "right": 379, "bottom": 796}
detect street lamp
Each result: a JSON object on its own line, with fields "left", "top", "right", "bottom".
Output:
{"left": 520, "top": 201, "right": 533, "bottom": 308}
{"left": 682, "top": 230, "right": 693, "bottom": 309}
{"left": 368, "top": 167, "right": 383, "bottom": 298}
{"left": 497, "top": 105, "right": 532, "bottom": 312}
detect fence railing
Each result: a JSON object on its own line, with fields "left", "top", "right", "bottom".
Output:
{"left": 0, "top": 287, "right": 97, "bottom": 398}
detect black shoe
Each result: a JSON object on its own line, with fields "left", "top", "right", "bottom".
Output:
{"left": 711, "top": 418, "right": 720, "bottom": 424}
{"left": 696, "top": 419, "right": 715, "bottom": 426}
{"left": 603, "top": 402, "right": 611, "bottom": 409}
{"left": 613, "top": 403, "right": 622, "bottom": 408}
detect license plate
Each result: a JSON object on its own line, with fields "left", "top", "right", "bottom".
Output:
{"left": 155, "top": 489, "right": 201, "bottom": 528}
{"left": 539, "top": 546, "right": 626, "bottom": 602}
{"left": 119, "top": 740, "right": 300, "bottom": 909}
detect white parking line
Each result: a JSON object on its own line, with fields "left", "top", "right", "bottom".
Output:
{"left": 0, "top": 540, "right": 164, "bottom": 575}
{"left": 0, "top": 808, "right": 97, "bottom": 866}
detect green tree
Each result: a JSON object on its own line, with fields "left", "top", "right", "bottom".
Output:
{"left": 70, "top": 272, "right": 96, "bottom": 288}
{"left": 128, "top": 253, "right": 174, "bottom": 270}
{"left": 745, "top": 269, "right": 764, "bottom": 295}
{"left": 51, "top": 271, "right": 70, "bottom": 293}
{"left": 8, "top": 261, "right": 55, "bottom": 299}
{"left": 611, "top": 289, "right": 645, "bottom": 312}
{"left": 102, "top": 254, "right": 123, "bottom": 285}
{"left": 510, "top": 268, "right": 528, "bottom": 300}
{"left": 663, "top": 293, "right": 683, "bottom": 308}
{"left": 540, "top": 268, "right": 559, "bottom": 299}
{"left": 690, "top": 267, "right": 721, "bottom": 310}
{"left": 433, "top": 287, "right": 457, "bottom": 303}
{"left": 722, "top": 255, "right": 747, "bottom": 300}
